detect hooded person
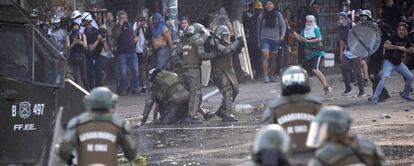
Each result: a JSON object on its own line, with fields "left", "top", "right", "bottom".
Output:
{"left": 337, "top": 12, "right": 366, "bottom": 97}
{"left": 151, "top": 13, "right": 173, "bottom": 69}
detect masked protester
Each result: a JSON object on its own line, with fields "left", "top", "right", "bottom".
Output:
{"left": 250, "top": 124, "right": 292, "bottom": 166}
{"left": 291, "top": 15, "right": 332, "bottom": 95}
{"left": 170, "top": 23, "right": 242, "bottom": 123}
{"left": 151, "top": 13, "right": 173, "bottom": 69}
{"left": 58, "top": 87, "right": 137, "bottom": 165}
{"left": 141, "top": 68, "right": 193, "bottom": 125}
{"left": 337, "top": 12, "right": 365, "bottom": 97}
{"left": 307, "top": 106, "right": 385, "bottom": 165}
{"left": 260, "top": 66, "right": 321, "bottom": 164}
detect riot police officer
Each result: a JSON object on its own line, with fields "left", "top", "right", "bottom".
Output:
{"left": 171, "top": 23, "right": 242, "bottom": 123}
{"left": 260, "top": 66, "right": 321, "bottom": 164}
{"left": 209, "top": 25, "right": 244, "bottom": 122}
{"left": 307, "top": 106, "right": 385, "bottom": 166}
{"left": 251, "top": 124, "right": 292, "bottom": 166}
{"left": 141, "top": 68, "right": 192, "bottom": 125}
{"left": 58, "top": 87, "right": 137, "bottom": 165}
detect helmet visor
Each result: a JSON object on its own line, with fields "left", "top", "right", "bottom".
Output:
{"left": 306, "top": 121, "right": 328, "bottom": 148}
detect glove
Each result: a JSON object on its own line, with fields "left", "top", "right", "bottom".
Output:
{"left": 230, "top": 38, "right": 244, "bottom": 53}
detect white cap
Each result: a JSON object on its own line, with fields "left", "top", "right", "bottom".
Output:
{"left": 71, "top": 10, "right": 82, "bottom": 19}
{"left": 82, "top": 12, "right": 93, "bottom": 21}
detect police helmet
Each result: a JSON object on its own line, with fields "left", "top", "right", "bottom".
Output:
{"left": 83, "top": 87, "right": 118, "bottom": 110}
{"left": 214, "top": 25, "right": 230, "bottom": 41}
{"left": 360, "top": 9, "right": 372, "bottom": 21}
{"left": 184, "top": 23, "right": 206, "bottom": 38}
{"left": 281, "top": 66, "right": 310, "bottom": 96}
{"left": 252, "top": 124, "right": 291, "bottom": 165}
{"left": 148, "top": 68, "right": 161, "bottom": 82}
{"left": 306, "top": 106, "right": 351, "bottom": 148}
{"left": 82, "top": 12, "right": 93, "bottom": 21}
{"left": 71, "top": 10, "right": 82, "bottom": 19}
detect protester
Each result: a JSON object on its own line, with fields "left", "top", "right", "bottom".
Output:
{"left": 256, "top": 0, "right": 286, "bottom": 83}
{"left": 283, "top": 7, "right": 299, "bottom": 67}
{"left": 369, "top": 23, "right": 414, "bottom": 104}
{"left": 291, "top": 15, "right": 332, "bottom": 95}
{"left": 337, "top": 12, "right": 365, "bottom": 97}
{"left": 151, "top": 13, "right": 173, "bottom": 69}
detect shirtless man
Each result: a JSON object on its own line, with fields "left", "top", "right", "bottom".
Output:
{"left": 151, "top": 13, "right": 173, "bottom": 69}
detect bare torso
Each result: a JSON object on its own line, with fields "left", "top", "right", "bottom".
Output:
{"left": 152, "top": 27, "right": 170, "bottom": 49}
{"left": 152, "top": 36, "right": 167, "bottom": 49}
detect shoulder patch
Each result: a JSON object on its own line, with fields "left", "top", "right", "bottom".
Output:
{"left": 67, "top": 112, "right": 91, "bottom": 129}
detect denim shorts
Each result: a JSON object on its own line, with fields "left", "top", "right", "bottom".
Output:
{"left": 260, "top": 39, "right": 280, "bottom": 53}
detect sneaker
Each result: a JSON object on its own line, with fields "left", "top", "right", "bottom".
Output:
{"left": 202, "top": 111, "right": 215, "bottom": 121}
{"left": 342, "top": 89, "right": 353, "bottom": 96}
{"left": 263, "top": 75, "right": 270, "bottom": 83}
{"left": 357, "top": 92, "right": 366, "bottom": 97}
{"left": 368, "top": 97, "right": 378, "bottom": 104}
{"left": 400, "top": 92, "right": 414, "bottom": 101}
{"left": 270, "top": 75, "right": 280, "bottom": 82}
{"left": 324, "top": 86, "right": 332, "bottom": 95}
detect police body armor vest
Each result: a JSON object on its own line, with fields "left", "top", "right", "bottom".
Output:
{"left": 211, "top": 50, "right": 233, "bottom": 71}
{"left": 154, "top": 70, "right": 180, "bottom": 102}
{"left": 182, "top": 39, "right": 201, "bottom": 67}
{"left": 76, "top": 121, "right": 119, "bottom": 166}
{"left": 271, "top": 96, "right": 321, "bottom": 153}
{"left": 315, "top": 135, "right": 384, "bottom": 166}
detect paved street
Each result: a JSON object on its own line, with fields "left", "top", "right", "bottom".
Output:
{"left": 117, "top": 73, "right": 414, "bottom": 165}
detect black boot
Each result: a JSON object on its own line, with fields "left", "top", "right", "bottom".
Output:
{"left": 215, "top": 110, "right": 238, "bottom": 122}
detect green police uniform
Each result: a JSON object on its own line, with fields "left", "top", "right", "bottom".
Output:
{"left": 142, "top": 70, "right": 190, "bottom": 124}
{"left": 58, "top": 87, "right": 137, "bottom": 165}
{"left": 307, "top": 106, "right": 385, "bottom": 166}
{"left": 309, "top": 135, "right": 385, "bottom": 166}
{"left": 59, "top": 112, "right": 137, "bottom": 165}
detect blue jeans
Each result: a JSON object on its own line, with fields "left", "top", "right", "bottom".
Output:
{"left": 86, "top": 55, "right": 106, "bottom": 90}
{"left": 372, "top": 60, "right": 413, "bottom": 101}
{"left": 119, "top": 53, "right": 139, "bottom": 91}
{"left": 154, "top": 46, "right": 171, "bottom": 69}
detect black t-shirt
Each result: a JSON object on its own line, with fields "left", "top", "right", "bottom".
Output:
{"left": 382, "top": 5, "right": 403, "bottom": 31}
{"left": 84, "top": 26, "right": 102, "bottom": 56}
{"left": 116, "top": 22, "right": 136, "bottom": 54}
{"left": 385, "top": 35, "right": 411, "bottom": 65}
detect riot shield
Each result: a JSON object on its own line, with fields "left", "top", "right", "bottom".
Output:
{"left": 347, "top": 21, "right": 382, "bottom": 57}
